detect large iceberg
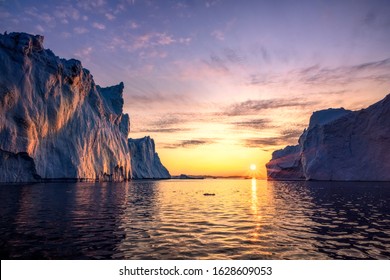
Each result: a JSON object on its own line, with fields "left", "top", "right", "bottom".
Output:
{"left": 266, "top": 95, "right": 390, "bottom": 181}
{"left": 128, "top": 136, "right": 170, "bottom": 179}
{"left": 0, "top": 32, "right": 169, "bottom": 182}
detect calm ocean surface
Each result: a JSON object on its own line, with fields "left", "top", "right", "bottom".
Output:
{"left": 0, "top": 179, "right": 389, "bottom": 259}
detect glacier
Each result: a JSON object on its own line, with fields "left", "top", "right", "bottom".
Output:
{"left": 0, "top": 32, "right": 169, "bottom": 182}
{"left": 266, "top": 95, "right": 390, "bottom": 181}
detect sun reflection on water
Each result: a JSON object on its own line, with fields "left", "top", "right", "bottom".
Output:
{"left": 251, "top": 177, "right": 258, "bottom": 215}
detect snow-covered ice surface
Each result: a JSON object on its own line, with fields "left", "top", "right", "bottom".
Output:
{"left": 267, "top": 95, "right": 390, "bottom": 181}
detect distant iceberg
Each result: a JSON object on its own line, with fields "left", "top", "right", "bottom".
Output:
{"left": 266, "top": 94, "right": 390, "bottom": 181}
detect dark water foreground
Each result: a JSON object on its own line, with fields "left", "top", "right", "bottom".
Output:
{"left": 0, "top": 179, "right": 389, "bottom": 259}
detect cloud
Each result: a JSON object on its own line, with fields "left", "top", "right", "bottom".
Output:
{"left": 244, "top": 138, "right": 285, "bottom": 148}
{"left": 54, "top": 6, "right": 80, "bottom": 21}
{"left": 178, "top": 37, "right": 192, "bottom": 45}
{"left": 223, "top": 48, "right": 246, "bottom": 64}
{"left": 205, "top": 0, "right": 221, "bottom": 8}
{"left": 132, "top": 113, "right": 214, "bottom": 135}
{"left": 74, "top": 47, "right": 93, "bottom": 59}
{"left": 248, "top": 58, "right": 390, "bottom": 89}
{"left": 77, "top": 0, "right": 106, "bottom": 10}
{"left": 157, "top": 34, "right": 175, "bottom": 45}
{"left": 128, "top": 32, "right": 177, "bottom": 51}
{"left": 232, "top": 118, "right": 272, "bottom": 130}
{"left": 150, "top": 114, "right": 184, "bottom": 127}
{"left": 211, "top": 30, "right": 224, "bottom": 41}
{"left": 129, "top": 21, "right": 139, "bottom": 29}
{"left": 107, "top": 32, "right": 191, "bottom": 53}
{"left": 74, "top": 27, "right": 89, "bottom": 34}
{"left": 224, "top": 98, "right": 318, "bottom": 116}
{"left": 35, "top": 25, "right": 45, "bottom": 33}
{"left": 163, "top": 139, "right": 215, "bottom": 149}
{"left": 92, "top": 22, "right": 106, "bottom": 30}
{"left": 105, "top": 13, "right": 115, "bottom": 20}
{"left": 352, "top": 58, "right": 390, "bottom": 71}
{"left": 139, "top": 50, "right": 167, "bottom": 59}
{"left": 298, "top": 58, "right": 390, "bottom": 86}
{"left": 174, "top": 2, "right": 188, "bottom": 9}
{"left": 203, "top": 48, "right": 246, "bottom": 74}
{"left": 204, "top": 54, "right": 229, "bottom": 73}
{"left": 243, "top": 128, "right": 304, "bottom": 148}
{"left": 61, "top": 32, "right": 72, "bottom": 38}
{"left": 25, "top": 8, "right": 54, "bottom": 24}
{"left": 280, "top": 128, "right": 304, "bottom": 140}
{"left": 125, "top": 88, "right": 192, "bottom": 107}
{"left": 24, "top": 7, "right": 55, "bottom": 29}
{"left": 146, "top": 113, "right": 202, "bottom": 128}
{"left": 133, "top": 128, "right": 189, "bottom": 134}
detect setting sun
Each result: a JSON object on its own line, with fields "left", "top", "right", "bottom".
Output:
{"left": 250, "top": 164, "right": 257, "bottom": 171}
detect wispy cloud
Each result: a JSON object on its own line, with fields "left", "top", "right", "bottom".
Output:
{"left": 232, "top": 118, "right": 272, "bottom": 130}
{"left": 128, "top": 21, "right": 139, "bottom": 29}
{"left": 150, "top": 114, "right": 184, "bottom": 127}
{"left": 204, "top": 54, "right": 229, "bottom": 73}
{"left": 139, "top": 50, "right": 167, "bottom": 59}
{"left": 163, "top": 139, "right": 215, "bottom": 149}
{"left": 92, "top": 22, "right": 106, "bottom": 30}
{"left": 25, "top": 8, "right": 55, "bottom": 25}
{"left": 223, "top": 48, "right": 246, "bottom": 64}
{"left": 54, "top": 5, "right": 81, "bottom": 22}
{"left": 105, "top": 12, "right": 115, "bottom": 20}
{"left": 125, "top": 88, "right": 192, "bottom": 107}
{"left": 106, "top": 31, "right": 192, "bottom": 53}
{"left": 243, "top": 127, "right": 304, "bottom": 148}
{"left": 203, "top": 48, "right": 246, "bottom": 74}
{"left": 157, "top": 34, "right": 175, "bottom": 45}
{"left": 299, "top": 60, "right": 390, "bottom": 85}
{"left": 35, "top": 25, "right": 45, "bottom": 33}
{"left": 211, "top": 30, "right": 224, "bottom": 41}
{"left": 77, "top": 0, "right": 106, "bottom": 10}
{"left": 133, "top": 128, "right": 189, "bottom": 134}
{"left": 74, "top": 27, "right": 89, "bottom": 34}
{"left": 224, "top": 98, "right": 318, "bottom": 116}
{"left": 205, "top": 0, "right": 221, "bottom": 8}
{"left": 131, "top": 112, "right": 215, "bottom": 135}
{"left": 249, "top": 58, "right": 390, "bottom": 88}
{"left": 130, "top": 32, "right": 181, "bottom": 50}
{"left": 279, "top": 128, "right": 304, "bottom": 140}
{"left": 74, "top": 47, "right": 93, "bottom": 60}
{"left": 244, "top": 138, "right": 285, "bottom": 148}
{"left": 178, "top": 37, "right": 192, "bottom": 44}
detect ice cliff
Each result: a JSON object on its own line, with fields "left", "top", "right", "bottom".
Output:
{"left": 128, "top": 137, "right": 170, "bottom": 179}
{"left": 0, "top": 32, "right": 169, "bottom": 182}
{"left": 266, "top": 95, "right": 390, "bottom": 181}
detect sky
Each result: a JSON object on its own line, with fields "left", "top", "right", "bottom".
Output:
{"left": 1, "top": 0, "right": 390, "bottom": 177}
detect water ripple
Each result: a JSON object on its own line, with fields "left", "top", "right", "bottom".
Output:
{"left": 0, "top": 180, "right": 390, "bottom": 259}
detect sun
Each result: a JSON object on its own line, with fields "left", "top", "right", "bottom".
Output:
{"left": 250, "top": 164, "right": 256, "bottom": 171}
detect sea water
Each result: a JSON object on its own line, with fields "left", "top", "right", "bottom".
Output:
{"left": 0, "top": 179, "right": 389, "bottom": 259}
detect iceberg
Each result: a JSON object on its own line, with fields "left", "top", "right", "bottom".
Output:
{"left": 0, "top": 32, "right": 169, "bottom": 182}
{"left": 266, "top": 95, "right": 390, "bottom": 181}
